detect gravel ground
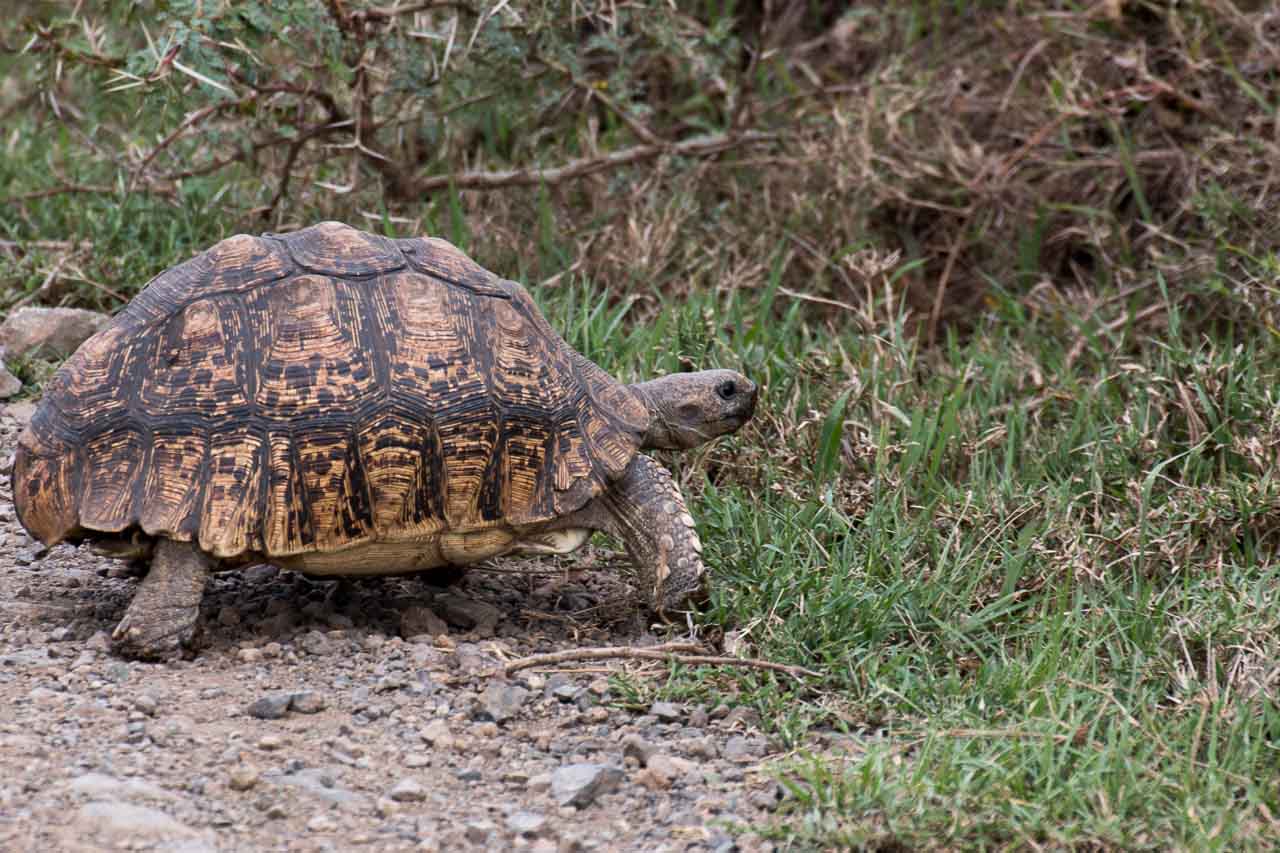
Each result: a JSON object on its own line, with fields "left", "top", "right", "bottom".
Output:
{"left": 0, "top": 402, "right": 787, "bottom": 852}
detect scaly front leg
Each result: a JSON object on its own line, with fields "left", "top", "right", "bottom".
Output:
{"left": 601, "top": 454, "right": 708, "bottom": 616}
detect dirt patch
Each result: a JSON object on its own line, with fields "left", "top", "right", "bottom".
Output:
{"left": 0, "top": 405, "right": 789, "bottom": 852}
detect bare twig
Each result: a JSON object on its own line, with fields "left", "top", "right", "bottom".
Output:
{"left": 130, "top": 97, "right": 254, "bottom": 191}
{"left": 777, "top": 286, "right": 860, "bottom": 314}
{"left": 928, "top": 208, "right": 975, "bottom": 346}
{"left": 504, "top": 641, "right": 822, "bottom": 680}
{"left": 413, "top": 130, "right": 778, "bottom": 193}
{"left": 11, "top": 183, "right": 174, "bottom": 202}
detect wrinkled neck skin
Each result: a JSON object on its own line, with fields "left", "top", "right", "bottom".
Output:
{"left": 627, "top": 380, "right": 680, "bottom": 450}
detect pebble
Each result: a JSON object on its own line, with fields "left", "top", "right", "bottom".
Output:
{"left": 551, "top": 763, "right": 624, "bottom": 808}
{"left": 0, "top": 362, "right": 20, "bottom": 399}
{"left": 479, "top": 681, "right": 529, "bottom": 723}
{"left": 420, "top": 719, "right": 455, "bottom": 750}
{"left": 507, "top": 810, "right": 547, "bottom": 836}
{"left": 289, "top": 690, "right": 327, "bottom": 714}
{"left": 621, "top": 735, "right": 655, "bottom": 767}
{"left": 400, "top": 605, "right": 449, "bottom": 639}
{"left": 724, "top": 735, "right": 765, "bottom": 762}
{"left": 246, "top": 693, "right": 293, "bottom": 720}
{"left": 74, "top": 800, "right": 196, "bottom": 841}
{"left": 436, "top": 596, "right": 501, "bottom": 634}
{"left": 229, "top": 766, "right": 259, "bottom": 792}
{"left": 648, "top": 753, "right": 698, "bottom": 785}
{"left": 307, "top": 813, "right": 337, "bottom": 832}
{"left": 388, "top": 777, "right": 427, "bottom": 803}
{"left": 299, "top": 630, "right": 332, "bottom": 657}
{"left": 724, "top": 706, "right": 761, "bottom": 729}
{"left": 649, "top": 701, "right": 683, "bottom": 722}
{"left": 464, "top": 819, "right": 496, "bottom": 843}
{"left": 403, "top": 752, "right": 431, "bottom": 768}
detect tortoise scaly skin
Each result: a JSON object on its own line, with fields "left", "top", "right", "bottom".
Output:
{"left": 12, "top": 222, "right": 757, "bottom": 660}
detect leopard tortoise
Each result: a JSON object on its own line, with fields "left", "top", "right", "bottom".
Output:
{"left": 12, "top": 222, "right": 757, "bottom": 660}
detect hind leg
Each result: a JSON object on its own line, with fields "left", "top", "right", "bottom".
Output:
{"left": 111, "top": 539, "right": 211, "bottom": 661}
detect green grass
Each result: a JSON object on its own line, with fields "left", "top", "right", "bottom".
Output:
{"left": 534, "top": 271, "right": 1280, "bottom": 849}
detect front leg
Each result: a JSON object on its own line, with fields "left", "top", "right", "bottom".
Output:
{"left": 599, "top": 454, "right": 708, "bottom": 616}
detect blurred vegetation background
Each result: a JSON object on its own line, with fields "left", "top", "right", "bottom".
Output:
{"left": 5, "top": 0, "right": 1276, "bottom": 330}
{"left": 5, "top": 1, "right": 1280, "bottom": 848}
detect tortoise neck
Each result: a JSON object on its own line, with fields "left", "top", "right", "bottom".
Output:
{"left": 626, "top": 380, "right": 674, "bottom": 450}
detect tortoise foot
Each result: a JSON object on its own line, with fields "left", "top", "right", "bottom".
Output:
{"left": 111, "top": 605, "right": 199, "bottom": 661}
{"left": 109, "top": 539, "right": 211, "bottom": 661}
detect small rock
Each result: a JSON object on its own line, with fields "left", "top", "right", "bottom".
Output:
{"left": 228, "top": 766, "right": 259, "bottom": 792}
{"left": 550, "top": 763, "right": 624, "bottom": 808}
{"left": 551, "top": 683, "right": 580, "bottom": 703}
{"left": 400, "top": 605, "right": 449, "bottom": 639}
{"left": 621, "top": 735, "right": 655, "bottom": 767}
{"left": 507, "top": 811, "right": 547, "bottom": 836}
{"left": 0, "top": 361, "right": 20, "bottom": 399}
{"left": 66, "top": 773, "right": 175, "bottom": 802}
{"left": 649, "top": 701, "right": 683, "bottom": 722}
{"left": 103, "top": 661, "right": 130, "bottom": 683}
{"left": 0, "top": 307, "right": 111, "bottom": 358}
{"left": 289, "top": 690, "right": 327, "bottom": 714}
{"left": 634, "top": 766, "right": 671, "bottom": 792}
{"left": 237, "top": 648, "right": 263, "bottom": 664}
{"left": 464, "top": 819, "right": 496, "bottom": 844}
{"left": 436, "top": 595, "right": 501, "bottom": 634}
{"left": 307, "top": 813, "right": 337, "bottom": 832}
{"left": 526, "top": 773, "right": 552, "bottom": 793}
{"left": 724, "top": 706, "right": 761, "bottom": 730}
{"left": 257, "top": 735, "right": 285, "bottom": 751}
{"left": 420, "top": 719, "right": 454, "bottom": 750}
{"left": 299, "top": 630, "right": 332, "bottom": 656}
{"left": 689, "top": 706, "right": 709, "bottom": 728}
{"left": 684, "top": 736, "right": 718, "bottom": 760}
{"left": 263, "top": 767, "right": 364, "bottom": 809}
{"left": 724, "top": 735, "right": 765, "bottom": 762}
{"left": 453, "top": 642, "right": 498, "bottom": 675}
{"left": 246, "top": 693, "right": 293, "bottom": 720}
{"left": 478, "top": 681, "right": 529, "bottom": 723}
{"left": 5, "top": 398, "right": 36, "bottom": 425}
{"left": 388, "top": 777, "right": 426, "bottom": 803}
{"left": 648, "top": 753, "right": 698, "bottom": 785}
{"left": 74, "top": 800, "right": 196, "bottom": 841}
{"left": 403, "top": 752, "right": 431, "bottom": 768}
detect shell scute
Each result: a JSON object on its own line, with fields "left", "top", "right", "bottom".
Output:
{"left": 278, "top": 221, "right": 403, "bottom": 277}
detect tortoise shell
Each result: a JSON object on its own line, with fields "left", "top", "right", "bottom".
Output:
{"left": 14, "top": 222, "right": 649, "bottom": 561}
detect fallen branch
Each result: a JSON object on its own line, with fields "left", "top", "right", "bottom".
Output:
{"left": 413, "top": 130, "right": 780, "bottom": 193}
{"left": 504, "top": 641, "right": 823, "bottom": 680}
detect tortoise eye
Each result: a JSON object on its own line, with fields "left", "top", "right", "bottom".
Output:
{"left": 717, "top": 380, "right": 737, "bottom": 400}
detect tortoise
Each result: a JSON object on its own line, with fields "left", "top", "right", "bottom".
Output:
{"left": 12, "top": 222, "right": 757, "bottom": 660}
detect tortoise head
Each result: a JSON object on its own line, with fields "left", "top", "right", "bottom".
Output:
{"left": 629, "top": 369, "right": 758, "bottom": 451}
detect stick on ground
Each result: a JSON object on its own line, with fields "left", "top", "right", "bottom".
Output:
{"left": 504, "top": 642, "right": 822, "bottom": 680}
